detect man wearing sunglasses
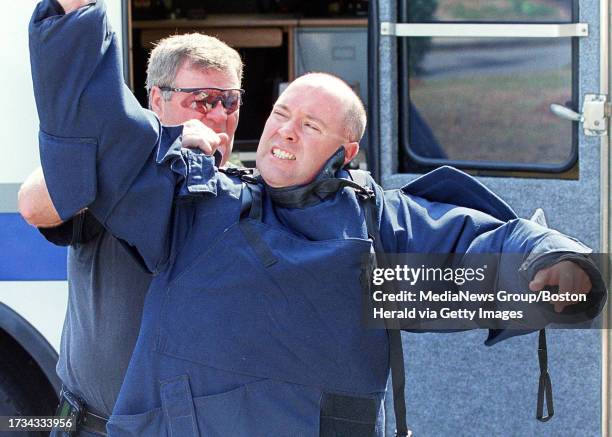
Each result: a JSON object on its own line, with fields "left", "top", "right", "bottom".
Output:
{"left": 29, "top": 0, "right": 606, "bottom": 435}
{"left": 19, "top": 5, "right": 243, "bottom": 435}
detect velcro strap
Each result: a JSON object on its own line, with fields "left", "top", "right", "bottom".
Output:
{"left": 320, "top": 393, "right": 377, "bottom": 437}
{"left": 160, "top": 375, "right": 199, "bottom": 437}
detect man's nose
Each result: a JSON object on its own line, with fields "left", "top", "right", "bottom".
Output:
{"left": 204, "top": 100, "right": 228, "bottom": 124}
{"left": 278, "top": 120, "right": 297, "bottom": 142}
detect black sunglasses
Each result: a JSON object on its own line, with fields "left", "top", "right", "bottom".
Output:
{"left": 159, "top": 87, "right": 245, "bottom": 115}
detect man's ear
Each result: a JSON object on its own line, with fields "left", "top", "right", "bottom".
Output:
{"left": 149, "top": 86, "right": 164, "bottom": 116}
{"left": 343, "top": 142, "right": 360, "bottom": 165}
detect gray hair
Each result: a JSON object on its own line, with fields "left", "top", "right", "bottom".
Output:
{"left": 292, "top": 72, "right": 367, "bottom": 142}
{"left": 146, "top": 33, "right": 243, "bottom": 101}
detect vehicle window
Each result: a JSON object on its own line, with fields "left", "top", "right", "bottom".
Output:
{"left": 400, "top": 0, "right": 578, "bottom": 174}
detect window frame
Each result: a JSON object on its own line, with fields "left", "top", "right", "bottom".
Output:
{"left": 397, "top": 0, "right": 581, "bottom": 174}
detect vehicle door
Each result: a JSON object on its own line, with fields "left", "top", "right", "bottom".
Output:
{"left": 368, "top": 0, "right": 610, "bottom": 434}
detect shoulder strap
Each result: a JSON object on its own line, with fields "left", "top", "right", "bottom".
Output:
{"left": 350, "top": 170, "right": 411, "bottom": 436}
{"left": 529, "top": 209, "right": 554, "bottom": 422}
{"left": 349, "top": 170, "right": 382, "bottom": 245}
{"left": 235, "top": 175, "right": 278, "bottom": 268}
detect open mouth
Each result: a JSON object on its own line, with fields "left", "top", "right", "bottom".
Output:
{"left": 271, "top": 147, "right": 296, "bottom": 161}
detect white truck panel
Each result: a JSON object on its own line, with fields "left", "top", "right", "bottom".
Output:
{"left": 0, "top": 0, "right": 123, "bottom": 184}
{"left": 0, "top": 282, "right": 68, "bottom": 353}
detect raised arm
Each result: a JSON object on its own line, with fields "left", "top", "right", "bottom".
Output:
{"left": 29, "top": 0, "right": 183, "bottom": 272}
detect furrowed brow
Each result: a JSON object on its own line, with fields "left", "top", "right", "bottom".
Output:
{"left": 273, "top": 104, "right": 328, "bottom": 129}
{"left": 274, "top": 104, "right": 290, "bottom": 112}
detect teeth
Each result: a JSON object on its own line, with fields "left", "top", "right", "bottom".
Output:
{"left": 272, "top": 148, "right": 296, "bottom": 160}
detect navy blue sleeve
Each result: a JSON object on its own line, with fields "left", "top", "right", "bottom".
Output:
{"left": 37, "top": 210, "right": 104, "bottom": 246}
{"left": 37, "top": 218, "right": 76, "bottom": 247}
{"left": 378, "top": 187, "right": 606, "bottom": 343}
{"left": 28, "top": 0, "right": 188, "bottom": 273}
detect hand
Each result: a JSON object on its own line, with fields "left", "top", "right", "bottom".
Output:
{"left": 57, "top": 0, "right": 92, "bottom": 14}
{"left": 529, "top": 260, "right": 592, "bottom": 312}
{"left": 181, "top": 119, "right": 229, "bottom": 162}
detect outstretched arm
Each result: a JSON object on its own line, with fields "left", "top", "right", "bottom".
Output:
{"left": 378, "top": 184, "right": 606, "bottom": 342}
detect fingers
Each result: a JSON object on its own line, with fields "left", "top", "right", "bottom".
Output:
{"left": 182, "top": 119, "right": 223, "bottom": 156}
{"left": 182, "top": 133, "right": 218, "bottom": 155}
{"left": 529, "top": 267, "right": 554, "bottom": 292}
{"left": 555, "top": 264, "right": 575, "bottom": 312}
{"left": 218, "top": 133, "right": 229, "bottom": 148}
{"left": 555, "top": 262, "right": 592, "bottom": 312}
{"left": 530, "top": 261, "right": 592, "bottom": 313}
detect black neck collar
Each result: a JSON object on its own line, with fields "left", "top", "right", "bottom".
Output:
{"left": 265, "top": 147, "right": 348, "bottom": 209}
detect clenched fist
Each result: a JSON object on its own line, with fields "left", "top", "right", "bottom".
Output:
{"left": 181, "top": 119, "right": 230, "bottom": 166}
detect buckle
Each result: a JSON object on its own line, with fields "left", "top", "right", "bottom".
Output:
{"left": 221, "top": 167, "right": 252, "bottom": 176}
{"left": 239, "top": 173, "right": 260, "bottom": 184}
{"left": 57, "top": 389, "right": 84, "bottom": 427}
{"left": 220, "top": 167, "right": 240, "bottom": 176}
{"left": 220, "top": 166, "right": 259, "bottom": 184}
{"left": 357, "top": 186, "right": 375, "bottom": 200}
{"left": 56, "top": 389, "right": 109, "bottom": 436}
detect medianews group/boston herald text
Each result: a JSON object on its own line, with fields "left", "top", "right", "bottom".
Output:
{"left": 362, "top": 253, "right": 608, "bottom": 330}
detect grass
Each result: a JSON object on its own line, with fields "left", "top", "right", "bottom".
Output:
{"left": 409, "top": 68, "right": 573, "bottom": 164}
{"left": 436, "top": 0, "right": 571, "bottom": 22}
